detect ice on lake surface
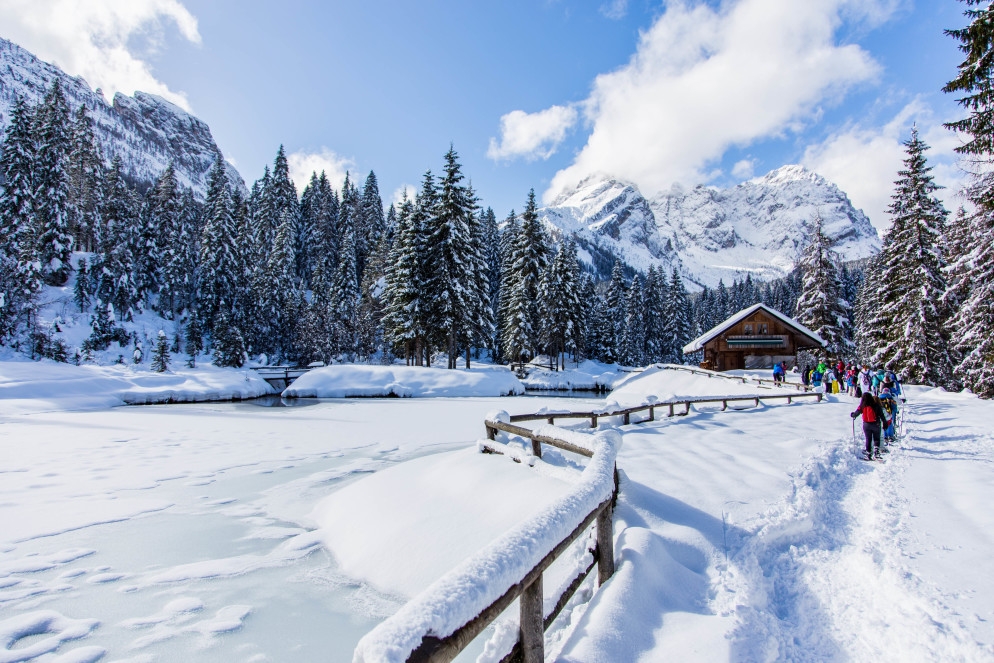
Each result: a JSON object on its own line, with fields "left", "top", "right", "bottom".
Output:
{"left": 0, "top": 396, "right": 603, "bottom": 662}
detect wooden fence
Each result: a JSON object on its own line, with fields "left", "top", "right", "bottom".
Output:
{"left": 355, "top": 376, "right": 823, "bottom": 663}
{"left": 662, "top": 363, "right": 814, "bottom": 392}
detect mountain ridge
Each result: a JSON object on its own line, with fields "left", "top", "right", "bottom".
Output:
{"left": 0, "top": 37, "right": 242, "bottom": 195}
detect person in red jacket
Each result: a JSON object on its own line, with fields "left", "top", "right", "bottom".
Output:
{"left": 851, "top": 392, "right": 888, "bottom": 460}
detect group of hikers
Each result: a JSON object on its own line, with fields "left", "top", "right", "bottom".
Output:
{"left": 775, "top": 360, "right": 906, "bottom": 461}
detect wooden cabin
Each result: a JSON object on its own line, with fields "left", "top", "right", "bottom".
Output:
{"left": 682, "top": 303, "right": 826, "bottom": 371}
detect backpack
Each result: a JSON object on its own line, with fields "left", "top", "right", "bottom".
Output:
{"left": 861, "top": 405, "right": 877, "bottom": 423}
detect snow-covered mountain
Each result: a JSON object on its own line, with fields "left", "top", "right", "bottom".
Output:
{"left": 542, "top": 166, "right": 881, "bottom": 288}
{"left": 0, "top": 37, "right": 242, "bottom": 195}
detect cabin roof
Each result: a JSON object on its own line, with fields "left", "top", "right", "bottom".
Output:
{"left": 682, "top": 303, "right": 827, "bottom": 354}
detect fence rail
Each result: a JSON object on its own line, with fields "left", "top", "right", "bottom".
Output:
{"left": 663, "top": 363, "right": 813, "bottom": 392}
{"left": 355, "top": 372, "right": 824, "bottom": 663}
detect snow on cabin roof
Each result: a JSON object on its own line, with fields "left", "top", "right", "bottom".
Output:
{"left": 682, "top": 303, "right": 827, "bottom": 354}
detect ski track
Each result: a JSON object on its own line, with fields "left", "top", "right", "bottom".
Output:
{"left": 720, "top": 401, "right": 993, "bottom": 662}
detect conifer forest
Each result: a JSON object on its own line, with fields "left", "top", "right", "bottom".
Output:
{"left": 3, "top": 12, "right": 994, "bottom": 403}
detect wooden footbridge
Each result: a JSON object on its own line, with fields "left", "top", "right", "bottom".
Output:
{"left": 248, "top": 365, "right": 314, "bottom": 390}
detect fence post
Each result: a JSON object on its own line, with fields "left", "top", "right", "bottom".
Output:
{"left": 648, "top": 405, "right": 654, "bottom": 422}
{"left": 547, "top": 416, "right": 555, "bottom": 425}
{"left": 722, "top": 400, "right": 727, "bottom": 411}
{"left": 623, "top": 412, "right": 630, "bottom": 425}
{"left": 596, "top": 503, "right": 615, "bottom": 585}
{"left": 684, "top": 402, "right": 690, "bottom": 415}
{"left": 486, "top": 424, "right": 496, "bottom": 441}
{"left": 520, "top": 574, "right": 544, "bottom": 663}
{"left": 590, "top": 414, "right": 598, "bottom": 428}
{"left": 531, "top": 438, "right": 542, "bottom": 458}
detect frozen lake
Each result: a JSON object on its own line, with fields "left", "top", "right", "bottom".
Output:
{"left": 0, "top": 395, "right": 603, "bottom": 663}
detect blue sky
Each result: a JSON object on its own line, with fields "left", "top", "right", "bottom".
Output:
{"left": 0, "top": 0, "right": 971, "bottom": 230}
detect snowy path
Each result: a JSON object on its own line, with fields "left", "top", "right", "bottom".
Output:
{"left": 555, "top": 388, "right": 994, "bottom": 662}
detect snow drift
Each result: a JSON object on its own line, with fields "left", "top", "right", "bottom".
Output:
{"left": 282, "top": 365, "right": 524, "bottom": 399}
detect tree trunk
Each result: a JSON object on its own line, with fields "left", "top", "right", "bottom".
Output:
{"left": 465, "top": 345, "right": 471, "bottom": 369}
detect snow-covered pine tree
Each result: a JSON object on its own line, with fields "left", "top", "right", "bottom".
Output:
{"left": 869, "top": 129, "right": 954, "bottom": 386}
{"left": 0, "top": 96, "right": 41, "bottom": 338}
{"left": 185, "top": 313, "right": 203, "bottom": 368}
{"left": 95, "top": 156, "right": 139, "bottom": 321}
{"left": 604, "top": 261, "right": 627, "bottom": 363}
{"left": 330, "top": 220, "right": 361, "bottom": 362}
{"left": 357, "top": 171, "right": 386, "bottom": 281}
{"left": 263, "top": 208, "right": 303, "bottom": 361}
{"left": 481, "top": 207, "right": 501, "bottom": 358}
{"left": 496, "top": 211, "right": 519, "bottom": 365}
{"left": 642, "top": 266, "right": 662, "bottom": 363}
{"left": 540, "top": 237, "right": 583, "bottom": 370}
{"left": 794, "top": 215, "right": 850, "bottom": 357}
{"left": 212, "top": 310, "right": 246, "bottom": 368}
{"left": 67, "top": 104, "right": 104, "bottom": 253}
{"left": 73, "top": 258, "right": 90, "bottom": 313}
{"left": 33, "top": 81, "right": 74, "bottom": 285}
{"left": 942, "top": 4, "right": 994, "bottom": 397}
{"left": 623, "top": 275, "right": 647, "bottom": 366}
{"left": 151, "top": 329, "right": 170, "bottom": 372}
{"left": 502, "top": 190, "right": 550, "bottom": 368}
{"left": 152, "top": 165, "right": 184, "bottom": 317}
{"left": 382, "top": 191, "right": 421, "bottom": 363}
{"left": 426, "top": 147, "right": 479, "bottom": 369}
{"left": 666, "top": 268, "right": 692, "bottom": 364}
{"left": 198, "top": 154, "right": 239, "bottom": 337}
{"left": 580, "top": 273, "right": 609, "bottom": 362}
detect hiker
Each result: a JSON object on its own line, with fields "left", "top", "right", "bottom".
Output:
{"left": 824, "top": 366, "right": 837, "bottom": 394}
{"left": 773, "top": 361, "right": 785, "bottom": 385}
{"left": 859, "top": 366, "right": 872, "bottom": 396}
{"left": 851, "top": 392, "right": 887, "bottom": 460}
{"left": 801, "top": 365, "right": 810, "bottom": 387}
{"left": 872, "top": 368, "right": 886, "bottom": 395}
{"left": 880, "top": 388, "right": 899, "bottom": 444}
{"left": 811, "top": 366, "right": 823, "bottom": 391}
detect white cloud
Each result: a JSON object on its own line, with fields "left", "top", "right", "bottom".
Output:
{"left": 391, "top": 184, "right": 416, "bottom": 207}
{"left": 0, "top": 0, "right": 201, "bottom": 111}
{"left": 802, "top": 101, "right": 966, "bottom": 231}
{"left": 545, "top": 0, "right": 896, "bottom": 201}
{"left": 287, "top": 148, "right": 355, "bottom": 192}
{"left": 731, "top": 158, "right": 756, "bottom": 180}
{"left": 600, "top": 0, "right": 629, "bottom": 20}
{"left": 487, "top": 105, "right": 578, "bottom": 162}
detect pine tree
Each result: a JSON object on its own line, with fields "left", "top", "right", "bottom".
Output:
{"left": 263, "top": 208, "right": 303, "bottom": 360}
{"left": 33, "top": 81, "right": 74, "bottom": 285}
{"left": 623, "top": 275, "right": 647, "bottom": 366}
{"left": 96, "top": 157, "right": 139, "bottom": 320}
{"left": 604, "top": 261, "right": 627, "bottom": 363}
{"left": 151, "top": 329, "right": 170, "bottom": 372}
{"left": 868, "top": 129, "right": 954, "bottom": 386}
{"left": 501, "top": 191, "right": 550, "bottom": 367}
{"left": 0, "top": 96, "right": 41, "bottom": 338}
{"left": 644, "top": 266, "right": 666, "bottom": 363}
{"left": 540, "top": 237, "right": 583, "bottom": 370}
{"left": 794, "top": 215, "right": 850, "bottom": 357}
{"left": 666, "top": 268, "right": 693, "bottom": 363}
{"left": 942, "top": 2, "right": 994, "bottom": 396}
{"left": 212, "top": 310, "right": 246, "bottom": 368}
{"left": 357, "top": 170, "right": 386, "bottom": 280}
{"left": 67, "top": 104, "right": 104, "bottom": 253}
{"left": 198, "top": 154, "right": 239, "bottom": 337}
{"left": 330, "top": 222, "right": 360, "bottom": 361}
{"left": 481, "top": 207, "right": 502, "bottom": 357}
{"left": 73, "top": 257, "right": 91, "bottom": 313}
{"left": 154, "top": 165, "right": 185, "bottom": 317}
{"left": 497, "top": 211, "right": 519, "bottom": 365}
{"left": 185, "top": 314, "right": 203, "bottom": 368}
{"left": 382, "top": 191, "right": 424, "bottom": 363}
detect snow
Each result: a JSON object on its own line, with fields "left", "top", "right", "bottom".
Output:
{"left": 0, "top": 359, "right": 275, "bottom": 415}
{"left": 282, "top": 364, "right": 524, "bottom": 399}
{"left": 541, "top": 167, "right": 880, "bottom": 287}
{"left": 2, "top": 365, "right": 993, "bottom": 662}
{"left": 519, "top": 360, "right": 637, "bottom": 391}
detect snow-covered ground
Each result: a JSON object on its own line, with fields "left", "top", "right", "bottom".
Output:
{"left": 1, "top": 367, "right": 992, "bottom": 662}
{"left": 283, "top": 364, "right": 524, "bottom": 399}
{"left": 518, "top": 360, "right": 637, "bottom": 392}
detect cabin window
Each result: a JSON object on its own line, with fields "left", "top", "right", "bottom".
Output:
{"left": 758, "top": 323, "right": 768, "bottom": 334}
{"left": 743, "top": 324, "right": 753, "bottom": 335}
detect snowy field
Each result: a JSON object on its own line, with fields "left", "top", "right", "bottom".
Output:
{"left": 1, "top": 367, "right": 993, "bottom": 662}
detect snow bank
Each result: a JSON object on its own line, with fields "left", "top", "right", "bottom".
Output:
{"left": 0, "top": 359, "right": 274, "bottom": 414}
{"left": 609, "top": 365, "right": 778, "bottom": 406}
{"left": 283, "top": 365, "right": 524, "bottom": 399}
{"left": 352, "top": 429, "right": 620, "bottom": 663}
{"left": 520, "top": 360, "right": 637, "bottom": 391}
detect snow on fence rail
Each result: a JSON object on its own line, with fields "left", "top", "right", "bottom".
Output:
{"left": 353, "top": 423, "right": 620, "bottom": 663}
{"left": 354, "top": 382, "right": 823, "bottom": 663}
{"left": 662, "top": 363, "right": 814, "bottom": 392}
